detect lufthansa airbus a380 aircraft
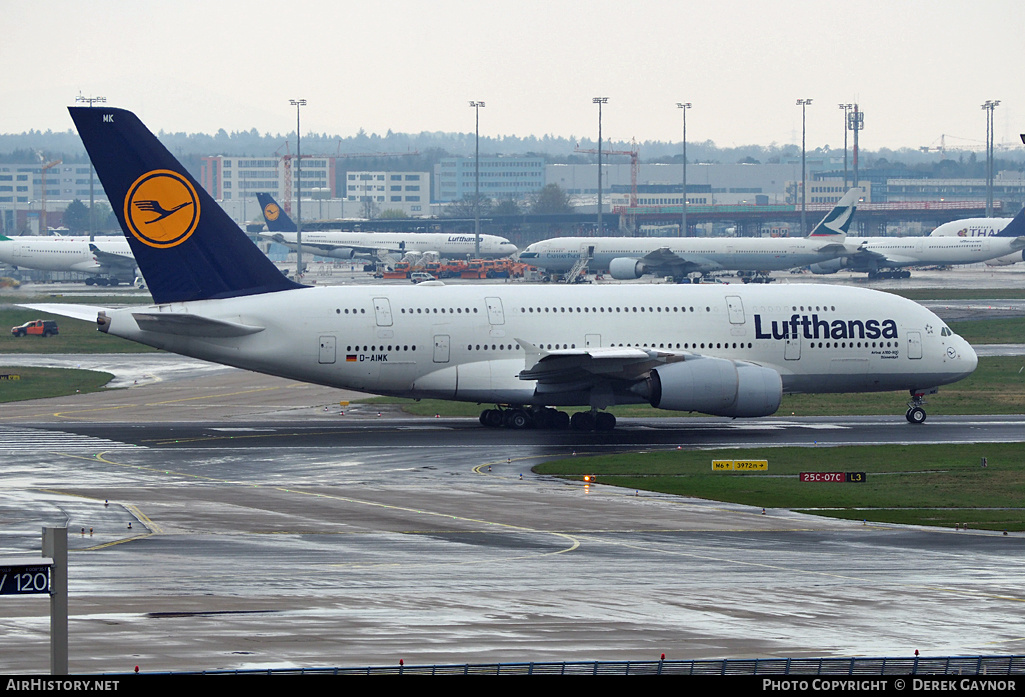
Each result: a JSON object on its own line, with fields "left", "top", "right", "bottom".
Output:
{"left": 27, "top": 107, "right": 978, "bottom": 431}
{"left": 255, "top": 192, "right": 518, "bottom": 261}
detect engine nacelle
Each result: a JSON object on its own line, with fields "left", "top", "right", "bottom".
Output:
{"left": 809, "top": 258, "right": 847, "bottom": 274}
{"left": 985, "top": 251, "right": 1024, "bottom": 267}
{"left": 642, "top": 357, "right": 782, "bottom": 417}
{"left": 324, "top": 247, "right": 357, "bottom": 260}
{"left": 609, "top": 257, "right": 647, "bottom": 280}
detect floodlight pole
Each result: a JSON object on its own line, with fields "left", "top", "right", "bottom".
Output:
{"left": 593, "top": 97, "right": 608, "bottom": 234}
{"left": 290, "top": 98, "right": 307, "bottom": 277}
{"left": 796, "top": 98, "right": 813, "bottom": 234}
{"left": 676, "top": 102, "right": 691, "bottom": 236}
{"left": 469, "top": 101, "right": 485, "bottom": 257}
{"left": 75, "top": 94, "right": 105, "bottom": 239}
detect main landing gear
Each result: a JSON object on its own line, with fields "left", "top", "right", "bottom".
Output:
{"left": 905, "top": 391, "right": 929, "bottom": 424}
{"left": 479, "top": 406, "right": 617, "bottom": 431}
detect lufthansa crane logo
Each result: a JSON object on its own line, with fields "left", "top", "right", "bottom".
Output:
{"left": 264, "top": 202, "right": 280, "bottom": 221}
{"left": 124, "top": 169, "right": 200, "bottom": 248}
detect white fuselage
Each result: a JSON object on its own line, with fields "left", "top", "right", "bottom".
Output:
{"left": 928, "top": 217, "right": 1023, "bottom": 266}
{"left": 929, "top": 218, "right": 1012, "bottom": 238}
{"left": 261, "top": 231, "right": 518, "bottom": 259}
{"left": 0, "top": 235, "right": 135, "bottom": 277}
{"left": 849, "top": 234, "right": 1025, "bottom": 267}
{"left": 518, "top": 236, "right": 847, "bottom": 274}
{"left": 99, "top": 283, "right": 976, "bottom": 409}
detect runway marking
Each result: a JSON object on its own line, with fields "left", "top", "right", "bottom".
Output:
{"left": 0, "top": 426, "right": 143, "bottom": 451}
{"left": 63, "top": 450, "right": 583, "bottom": 562}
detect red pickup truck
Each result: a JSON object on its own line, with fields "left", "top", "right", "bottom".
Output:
{"left": 11, "top": 319, "right": 59, "bottom": 337}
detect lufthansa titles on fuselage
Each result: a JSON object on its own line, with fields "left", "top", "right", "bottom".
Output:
{"left": 754, "top": 313, "right": 898, "bottom": 341}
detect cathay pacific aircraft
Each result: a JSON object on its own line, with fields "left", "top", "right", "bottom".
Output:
{"left": 0, "top": 233, "right": 137, "bottom": 285}
{"left": 517, "top": 189, "right": 861, "bottom": 282}
{"left": 926, "top": 208, "right": 1025, "bottom": 267}
{"left": 811, "top": 207, "right": 1025, "bottom": 278}
{"left": 26, "top": 107, "right": 977, "bottom": 432}
{"left": 255, "top": 192, "right": 517, "bottom": 261}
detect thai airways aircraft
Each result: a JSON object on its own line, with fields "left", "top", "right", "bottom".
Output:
{"left": 255, "top": 192, "right": 518, "bottom": 261}
{"left": 517, "top": 189, "right": 861, "bottom": 282}
{"left": 0, "top": 233, "right": 138, "bottom": 285}
{"left": 26, "top": 107, "right": 978, "bottom": 432}
{"left": 927, "top": 207, "right": 1025, "bottom": 267}
{"left": 811, "top": 207, "right": 1025, "bottom": 278}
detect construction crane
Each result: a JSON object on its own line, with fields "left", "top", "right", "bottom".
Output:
{"left": 574, "top": 138, "right": 639, "bottom": 207}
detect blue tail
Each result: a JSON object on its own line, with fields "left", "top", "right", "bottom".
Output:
{"left": 997, "top": 206, "right": 1025, "bottom": 237}
{"left": 69, "top": 107, "right": 304, "bottom": 304}
{"left": 255, "top": 192, "right": 298, "bottom": 233}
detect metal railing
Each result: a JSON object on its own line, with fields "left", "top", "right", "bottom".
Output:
{"left": 128, "top": 654, "right": 1025, "bottom": 676}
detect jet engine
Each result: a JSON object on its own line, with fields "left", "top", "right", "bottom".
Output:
{"left": 609, "top": 257, "right": 647, "bottom": 280}
{"left": 809, "top": 258, "right": 848, "bottom": 274}
{"left": 636, "top": 357, "right": 782, "bottom": 417}
{"left": 985, "top": 251, "right": 1025, "bottom": 267}
{"left": 323, "top": 247, "right": 357, "bottom": 260}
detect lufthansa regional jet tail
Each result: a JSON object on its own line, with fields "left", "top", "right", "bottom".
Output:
{"left": 25, "top": 107, "right": 977, "bottom": 431}
{"left": 811, "top": 206, "right": 1025, "bottom": 278}
{"left": 0, "top": 233, "right": 138, "bottom": 285}
{"left": 927, "top": 207, "right": 1025, "bottom": 267}
{"left": 254, "top": 192, "right": 517, "bottom": 261}
{"left": 517, "top": 188, "right": 861, "bottom": 282}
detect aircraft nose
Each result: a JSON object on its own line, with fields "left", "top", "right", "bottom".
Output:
{"left": 951, "top": 336, "right": 978, "bottom": 380}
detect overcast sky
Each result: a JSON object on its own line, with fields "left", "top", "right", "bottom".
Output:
{"left": 3, "top": 0, "right": 1022, "bottom": 153}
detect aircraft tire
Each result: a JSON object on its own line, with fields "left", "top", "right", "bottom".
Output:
{"left": 906, "top": 406, "right": 927, "bottom": 424}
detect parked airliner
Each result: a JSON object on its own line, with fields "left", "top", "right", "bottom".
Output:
{"left": 811, "top": 207, "right": 1025, "bottom": 278}
{"left": 26, "top": 107, "right": 977, "bottom": 431}
{"left": 927, "top": 208, "right": 1025, "bottom": 267}
{"left": 0, "top": 233, "right": 137, "bottom": 285}
{"left": 255, "top": 192, "right": 517, "bottom": 261}
{"left": 517, "top": 189, "right": 861, "bottom": 282}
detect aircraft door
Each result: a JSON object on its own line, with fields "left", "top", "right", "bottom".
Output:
{"left": 485, "top": 297, "right": 505, "bottom": 325}
{"left": 373, "top": 298, "right": 393, "bottom": 327}
{"left": 725, "top": 295, "right": 745, "bottom": 324}
{"left": 907, "top": 331, "right": 922, "bottom": 360}
{"left": 784, "top": 335, "right": 801, "bottom": 360}
{"left": 433, "top": 334, "right": 451, "bottom": 363}
{"left": 318, "top": 336, "right": 336, "bottom": 364}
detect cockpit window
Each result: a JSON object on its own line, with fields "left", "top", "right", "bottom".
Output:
{"left": 940, "top": 326, "right": 952, "bottom": 337}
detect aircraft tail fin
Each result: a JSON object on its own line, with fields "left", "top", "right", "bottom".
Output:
{"left": 996, "top": 206, "right": 1025, "bottom": 237}
{"left": 68, "top": 106, "right": 304, "bottom": 305}
{"left": 807, "top": 188, "right": 860, "bottom": 238}
{"left": 255, "top": 192, "right": 298, "bottom": 233}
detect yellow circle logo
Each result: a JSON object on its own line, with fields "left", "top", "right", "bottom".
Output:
{"left": 264, "top": 202, "right": 280, "bottom": 222}
{"left": 124, "top": 169, "right": 200, "bottom": 248}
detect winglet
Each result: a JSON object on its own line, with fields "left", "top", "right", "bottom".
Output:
{"left": 68, "top": 106, "right": 304, "bottom": 304}
{"left": 255, "top": 193, "right": 298, "bottom": 233}
{"left": 807, "top": 188, "right": 860, "bottom": 238}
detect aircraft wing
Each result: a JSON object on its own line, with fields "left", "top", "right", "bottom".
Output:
{"left": 89, "top": 244, "right": 137, "bottom": 271}
{"left": 811, "top": 241, "right": 850, "bottom": 255}
{"left": 632, "top": 247, "right": 708, "bottom": 275}
{"left": 516, "top": 340, "right": 686, "bottom": 398}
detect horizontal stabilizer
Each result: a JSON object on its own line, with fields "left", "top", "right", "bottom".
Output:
{"left": 131, "top": 312, "right": 265, "bottom": 337}
{"left": 18, "top": 303, "right": 109, "bottom": 323}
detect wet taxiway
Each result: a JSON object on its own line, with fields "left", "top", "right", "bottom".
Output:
{"left": 0, "top": 365, "right": 1024, "bottom": 674}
